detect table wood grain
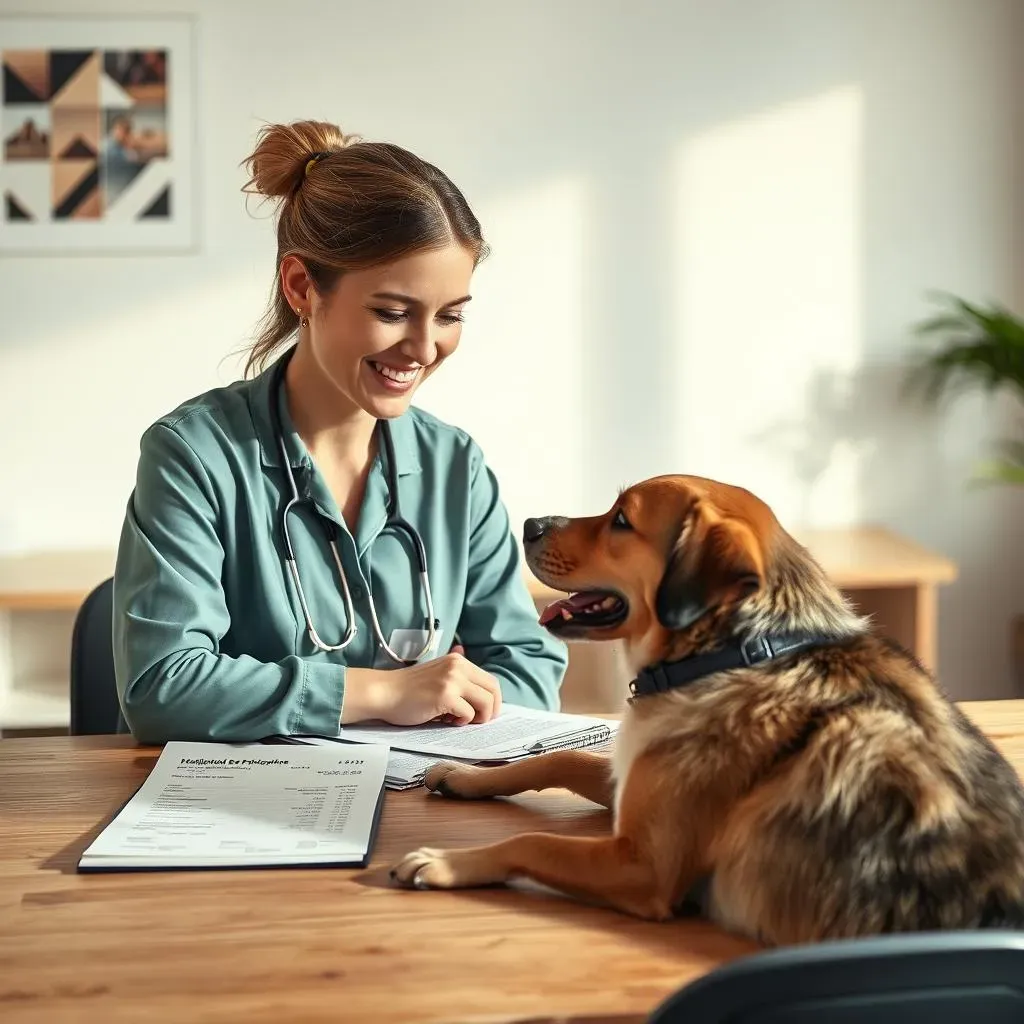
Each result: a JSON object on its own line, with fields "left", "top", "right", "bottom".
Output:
{"left": 2, "top": 699, "right": 1019, "bottom": 1024}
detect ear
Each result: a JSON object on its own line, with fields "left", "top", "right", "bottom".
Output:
{"left": 655, "top": 519, "right": 764, "bottom": 631}
{"left": 279, "top": 255, "right": 315, "bottom": 313}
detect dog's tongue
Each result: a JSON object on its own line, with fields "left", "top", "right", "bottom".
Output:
{"left": 539, "top": 592, "right": 604, "bottom": 625}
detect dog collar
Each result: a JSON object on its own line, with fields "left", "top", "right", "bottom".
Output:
{"left": 629, "top": 633, "right": 827, "bottom": 698}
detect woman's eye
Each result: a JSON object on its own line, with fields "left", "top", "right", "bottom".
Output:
{"left": 611, "top": 510, "right": 632, "bottom": 530}
{"left": 372, "top": 308, "right": 464, "bottom": 326}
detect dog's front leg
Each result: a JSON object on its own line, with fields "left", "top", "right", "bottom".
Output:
{"left": 391, "top": 753, "right": 687, "bottom": 920}
{"left": 423, "top": 750, "right": 614, "bottom": 808}
{"left": 391, "top": 833, "right": 673, "bottom": 919}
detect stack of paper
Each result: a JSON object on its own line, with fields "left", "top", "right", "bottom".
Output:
{"left": 379, "top": 749, "right": 466, "bottom": 790}
{"left": 78, "top": 741, "right": 389, "bottom": 872}
{"left": 293, "top": 704, "right": 618, "bottom": 790}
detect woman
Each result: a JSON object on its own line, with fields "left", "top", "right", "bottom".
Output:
{"left": 113, "top": 119, "right": 567, "bottom": 744}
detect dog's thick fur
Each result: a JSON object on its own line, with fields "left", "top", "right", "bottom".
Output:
{"left": 391, "top": 475, "right": 1024, "bottom": 944}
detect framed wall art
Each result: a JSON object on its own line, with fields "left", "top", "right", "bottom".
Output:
{"left": 0, "top": 15, "right": 196, "bottom": 255}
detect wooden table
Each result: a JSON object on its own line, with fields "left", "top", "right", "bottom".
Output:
{"left": 0, "top": 735, "right": 748, "bottom": 1024}
{"left": 528, "top": 525, "right": 958, "bottom": 714}
{"left": 1, "top": 699, "right": 1019, "bottom": 1024}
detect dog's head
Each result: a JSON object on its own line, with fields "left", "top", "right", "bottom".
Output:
{"left": 524, "top": 475, "right": 780, "bottom": 665}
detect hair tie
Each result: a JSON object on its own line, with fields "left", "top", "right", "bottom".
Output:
{"left": 304, "top": 152, "right": 330, "bottom": 178}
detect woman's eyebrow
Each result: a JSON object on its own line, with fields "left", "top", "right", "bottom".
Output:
{"left": 371, "top": 291, "right": 472, "bottom": 308}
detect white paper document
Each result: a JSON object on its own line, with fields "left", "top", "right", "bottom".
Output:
{"left": 298, "top": 704, "right": 618, "bottom": 764}
{"left": 78, "top": 741, "right": 389, "bottom": 872}
{"left": 376, "top": 749, "right": 497, "bottom": 789}
{"left": 381, "top": 749, "right": 452, "bottom": 790}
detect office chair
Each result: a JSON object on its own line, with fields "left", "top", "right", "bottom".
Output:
{"left": 69, "top": 576, "right": 127, "bottom": 735}
{"left": 648, "top": 930, "right": 1024, "bottom": 1023}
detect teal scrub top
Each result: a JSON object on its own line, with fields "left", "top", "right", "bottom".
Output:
{"left": 112, "top": 348, "right": 568, "bottom": 744}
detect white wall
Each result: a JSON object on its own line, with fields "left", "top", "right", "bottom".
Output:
{"left": 2, "top": 0, "right": 1022, "bottom": 699}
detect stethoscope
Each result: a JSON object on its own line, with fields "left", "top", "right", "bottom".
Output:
{"left": 268, "top": 348, "right": 439, "bottom": 665}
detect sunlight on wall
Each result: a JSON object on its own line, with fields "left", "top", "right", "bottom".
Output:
{"left": 415, "top": 175, "right": 588, "bottom": 541}
{"left": 672, "top": 84, "right": 866, "bottom": 529}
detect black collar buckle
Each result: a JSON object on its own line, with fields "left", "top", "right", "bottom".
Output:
{"left": 740, "top": 636, "right": 775, "bottom": 666}
{"left": 630, "top": 664, "right": 670, "bottom": 697}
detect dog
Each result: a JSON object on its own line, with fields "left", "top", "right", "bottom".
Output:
{"left": 391, "top": 474, "right": 1024, "bottom": 944}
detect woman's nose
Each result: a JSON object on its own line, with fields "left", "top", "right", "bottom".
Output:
{"left": 401, "top": 321, "right": 438, "bottom": 366}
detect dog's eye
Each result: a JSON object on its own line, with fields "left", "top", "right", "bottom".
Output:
{"left": 611, "top": 509, "right": 632, "bottom": 531}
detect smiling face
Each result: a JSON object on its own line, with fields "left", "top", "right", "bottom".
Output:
{"left": 281, "top": 242, "right": 475, "bottom": 420}
{"left": 523, "top": 475, "right": 778, "bottom": 666}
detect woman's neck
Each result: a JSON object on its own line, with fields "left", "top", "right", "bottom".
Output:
{"left": 284, "top": 343, "right": 377, "bottom": 473}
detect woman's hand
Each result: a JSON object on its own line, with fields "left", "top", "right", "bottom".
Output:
{"left": 342, "top": 646, "right": 503, "bottom": 726}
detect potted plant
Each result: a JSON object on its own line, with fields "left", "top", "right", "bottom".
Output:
{"left": 904, "top": 291, "right": 1024, "bottom": 691}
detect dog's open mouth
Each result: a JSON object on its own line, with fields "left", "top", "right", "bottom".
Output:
{"left": 539, "top": 590, "right": 628, "bottom": 632}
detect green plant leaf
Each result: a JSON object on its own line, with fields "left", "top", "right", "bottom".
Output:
{"left": 969, "top": 460, "right": 1024, "bottom": 486}
{"left": 904, "top": 294, "right": 1024, "bottom": 487}
{"left": 966, "top": 437, "right": 1024, "bottom": 487}
{"left": 903, "top": 292, "right": 1024, "bottom": 406}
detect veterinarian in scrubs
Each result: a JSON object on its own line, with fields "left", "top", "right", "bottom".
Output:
{"left": 113, "top": 119, "right": 568, "bottom": 744}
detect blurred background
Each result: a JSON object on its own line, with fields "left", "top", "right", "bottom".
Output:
{"left": 1, "top": 0, "right": 1022, "bottom": 731}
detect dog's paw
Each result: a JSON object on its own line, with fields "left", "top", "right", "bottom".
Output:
{"left": 424, "top": 761, "right": 492, "bottom": 800}
{"left": 389, "top": 847, "right": 501, "bottom": 890}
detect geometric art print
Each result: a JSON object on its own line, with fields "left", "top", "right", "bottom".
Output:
{"left": 0, "top": 18, "right": 194, "bottom": 254}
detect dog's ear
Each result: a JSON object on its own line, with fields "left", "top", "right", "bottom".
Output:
{"left": 655, "top": 518, "right": 763, "bottom": 631}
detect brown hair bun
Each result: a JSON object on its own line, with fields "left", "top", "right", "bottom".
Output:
{"left": 243, "top": 119, "right": 358, "bottom": 199}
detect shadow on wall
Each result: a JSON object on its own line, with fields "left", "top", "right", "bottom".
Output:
{"left": 747, "top": 364, "right": 928, "bottom": 529}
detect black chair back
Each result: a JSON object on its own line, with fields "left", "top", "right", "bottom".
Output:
{"left": 70, "top": 577, "right": 126, "bottom": 735}
{"left": 648, "top": 930, "right": 1024, "bottom": 1023}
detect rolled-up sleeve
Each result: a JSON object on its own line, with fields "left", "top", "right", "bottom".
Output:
{"left": 455, "top": 442, "right": 568, "bottom": 710}
{"left": 113, "top": 423, "right": 344, "bottom": 743}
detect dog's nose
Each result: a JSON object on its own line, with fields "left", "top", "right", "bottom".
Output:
{"left": 523, "top": 518, "right": 548, "bottom": 543}
{"left": 524, "top": 517, "right": 569, "bottom": 544}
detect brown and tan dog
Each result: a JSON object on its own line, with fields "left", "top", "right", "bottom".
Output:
{"left": 391, "top": 475, "right": 1024, "bottom": 944}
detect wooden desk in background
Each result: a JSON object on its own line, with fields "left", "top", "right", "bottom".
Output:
{"left": 528, "top": 525, "right": 958, "bottom": 714}
{"left": 0, "top": 527, "right": 957, "bottom": 731}
{"left": 0, "top": 699, "right": 1020, "bottom": 1024}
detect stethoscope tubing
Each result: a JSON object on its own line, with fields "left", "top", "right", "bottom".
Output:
{"left": 269, "top": 347, "right": 439, "bottom": 665}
